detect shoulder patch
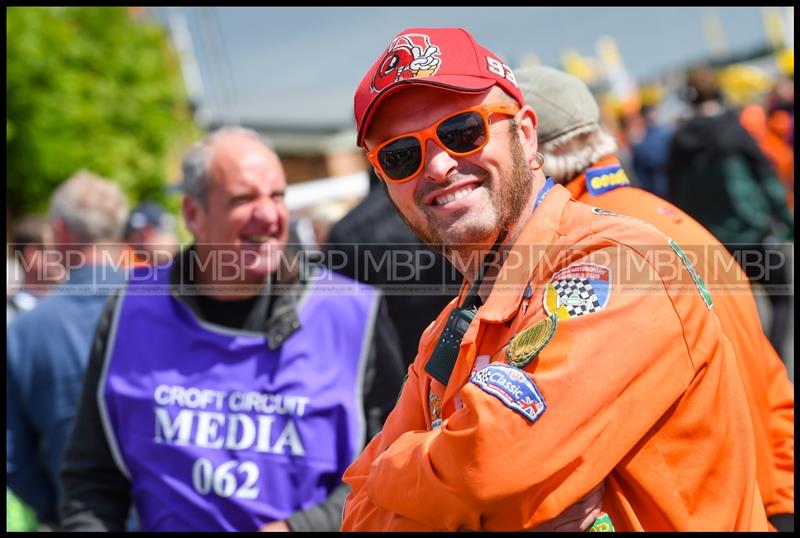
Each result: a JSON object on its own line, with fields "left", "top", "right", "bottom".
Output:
{"left": 470, "top": 364, "right": 546, "bottom": 423}
{"left": 668, "top": 238, "right": 713, "bottom": 309}
{"left": 585, "top": 164, "right": 631, "bottom": 196}
{"left": 544, "top": 263, "right": 611, "bottom": 320}
{"left": 506, "top": 313, "right": 557, "bottom": 367}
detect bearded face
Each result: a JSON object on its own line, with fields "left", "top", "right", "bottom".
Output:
{"left": 388, "top": 122, "right": 533, "bottom": 255}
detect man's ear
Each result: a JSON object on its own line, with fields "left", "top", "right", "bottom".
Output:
{"left": 182, "top": 196, "right": 203, "bottom": 239}
{"left": 516, "top": 105, "right": 539, "bottom": 164}
{"left": 372, "top": 167, "right": 388, "bottom": 185}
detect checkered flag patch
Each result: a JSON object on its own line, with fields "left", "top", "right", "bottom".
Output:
{"left": 472, "top": 367, "right": 492, "bottom": 385}
{"left": 552, "top": 278, "right": 601, "bottom": 317}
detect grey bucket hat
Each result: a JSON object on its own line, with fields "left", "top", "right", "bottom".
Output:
{"left": 515, "top": 65, "right": 600, "bottom": 143}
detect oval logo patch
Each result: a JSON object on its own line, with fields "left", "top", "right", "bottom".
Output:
{"left": 470, "top": 364, "right": 546, "bottom": 423}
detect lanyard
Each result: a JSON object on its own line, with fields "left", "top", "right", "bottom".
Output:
{"left": 425, "top": 178, "right": 556, "bottom": 386}
{"left": 533, "top": 177, "right": 556, "bottom": 212}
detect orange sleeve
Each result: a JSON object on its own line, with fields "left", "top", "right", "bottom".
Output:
{"left": 341, "top": 361, "right": 434, "bottom": 531}
{"left": 364, "top": 247, "right": 703, "bottom": 530}
{"left": 762, "top": 335, "right": 795, "bottom": 517}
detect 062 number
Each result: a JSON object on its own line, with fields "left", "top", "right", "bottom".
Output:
{"left": 192, "top": 458, "right": 260, "bottom": 499}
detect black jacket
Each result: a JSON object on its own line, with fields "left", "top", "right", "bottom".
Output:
{"left": 325, "top": 182, "right": 461, "bottom": 368}
{"left": 667, "top": 107, "right": 793, "bottom": 246}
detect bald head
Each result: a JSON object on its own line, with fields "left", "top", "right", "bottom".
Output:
{"left": 181, "top": 127, "right": 279, "bottom": 209}
{"left": 180, "top": 126, "right": 290, "bottom": 291}
{"left": 210, "top": 132, "right": 283, "bottom": 190}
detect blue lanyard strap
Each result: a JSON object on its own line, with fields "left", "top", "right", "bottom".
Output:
{"left": 533, "top": 177, "right": 556, "bottom": 212}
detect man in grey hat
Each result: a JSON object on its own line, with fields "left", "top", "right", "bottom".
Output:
{"left": 515, "top": 64, "right": 794, "bottom": 532}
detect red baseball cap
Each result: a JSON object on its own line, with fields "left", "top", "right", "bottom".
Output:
{"left": 354, "top": 27, "right": 525, "bottom": 147}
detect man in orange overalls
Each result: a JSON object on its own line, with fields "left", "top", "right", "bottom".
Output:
{"left": 516, "top": 65, "right": 794, "bottom": 532}
{"left": 342, "top": 27, "right": 769, "bottom": 531}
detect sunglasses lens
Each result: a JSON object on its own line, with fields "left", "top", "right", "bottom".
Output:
{"left": 437, "top": 111, "right": 487, "bottom": 153}
{"left": 378, "top": 137, "right": 422, "bottom": 181}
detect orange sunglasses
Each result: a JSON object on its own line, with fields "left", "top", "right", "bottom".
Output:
{"left": 367, "top": 102, "right": 521, "bottom": 183}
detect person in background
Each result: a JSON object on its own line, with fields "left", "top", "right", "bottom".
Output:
{"left": 769, "top": 72, "right": 794, "bottom": 147}
{"left": 6, "top": 215, "right": 60, "bottom": 321}
{"left": 341, "top": 26, "right": 766, "bottom": 531}
{"left": 7, "top": 171, "right": 130, "bottom": 529}
{"left": 60, "top": 127, "right": 405, "bottom": 532}
{"left": 739, "top": 92, "right": 794, "bottom": 212}
{"left": 666, "top": 64, "right": 794, "bottom": 354}
{"left": 739, "top": 102, "right": 794, "bottom": 209}
{"left": 123, "top": 200, "right": 179, "bottom": 267}
{"left": 769, "top": 72, "right": 794, "bottom": 208}
{"left": 516, "top": 64, "right": 794, "bottom": 532}
{"left": 624, "top": 103, "right": 673, "bottom": 200}
{"left": 325, "top": 168, "right": 461, "bottom": 368}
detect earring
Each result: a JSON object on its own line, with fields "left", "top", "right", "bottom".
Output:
{"left": 532, "top": 152, "right": 544, "bottom": 171}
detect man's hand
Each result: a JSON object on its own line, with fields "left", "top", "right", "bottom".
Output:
{"left": 259, "top": 520, "right": 290, "bottom": 532}
{"left": 530, "top": 482, "right": 605, "bottom": 532}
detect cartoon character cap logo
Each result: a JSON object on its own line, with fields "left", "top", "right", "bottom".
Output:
{"left": 354, "top": 27, "right": 526, "bottom": 148}
{"left": 370, "top": 33, "right": 441, "bottom": 92}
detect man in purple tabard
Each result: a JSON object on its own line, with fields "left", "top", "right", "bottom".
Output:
{"left": 60, "top": 127, "right": 405, "bottom": 531}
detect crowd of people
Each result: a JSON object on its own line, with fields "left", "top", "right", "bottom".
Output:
{"left": 6, "top": 25, "right": 794, "bottom": 532}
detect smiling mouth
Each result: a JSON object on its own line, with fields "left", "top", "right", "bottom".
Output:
{"left": 433, "top": 184, "right": 478, "bottom": 206}
{"left": 242, "top": 235, "right": 273, "bottom": 244}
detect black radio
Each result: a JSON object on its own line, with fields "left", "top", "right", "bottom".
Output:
{"left": 425, "top": 306, "right": 477, "bottom": 386}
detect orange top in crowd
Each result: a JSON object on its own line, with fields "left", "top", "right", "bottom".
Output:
{"left": 565, "top": 155, "right": 795, "bottom": 525}
{"left": 739, "top": 104, "right": 794, "bottom": 211}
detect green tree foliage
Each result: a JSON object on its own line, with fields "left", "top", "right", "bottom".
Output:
{"left": 7, "top": 7, "right": 197, "bottom": 216}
